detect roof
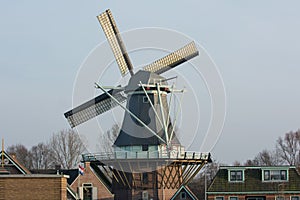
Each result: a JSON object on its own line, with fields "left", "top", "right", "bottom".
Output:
{"left": 31, "top": 163, "right": 112, "bottom": 192}
{"left": 30, "top": 168, "right": 78, "bottom": 185}
{"left": 115, "top": 112, "right": 180, "bottom": 146}
{"left": 90, "top": 162, "right": 112, "bottom": 190}
{"left": 208, "top": 166, "right": 300, "bottom": 193}
{"left": 171, "top": 185, "right": 198, "bottom": 200}
{"left": 0, "top": 174, "right": 69, "bottom": 178}
{"left": 60, "top": 169, "right": 79, "bottom": 185}
{"left": 0, "top": 150, "right": 31, "bottom": 175}
{"left": 125, "top": 70, "right": 166, "bottom": 91}
{"left": 67, "top": 185, "right": 77, "bottom": 200}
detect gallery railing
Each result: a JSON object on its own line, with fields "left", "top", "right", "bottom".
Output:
{"left": 82, "top": 150, "right": 210, "bottom": 162}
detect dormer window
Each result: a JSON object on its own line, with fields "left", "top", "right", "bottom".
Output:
{"left": 263, "top": 169, "right": 288, "bottom": 181}
{"left": 229, "top": 170, "right": 244, "bottom": 182}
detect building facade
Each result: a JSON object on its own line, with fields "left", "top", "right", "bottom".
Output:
{"left": 0, "top": 150, "right": 69, "bottom": 200}
{"left": 70, "top": 162, "right": 114, "bottom": 200}
{"left": 207, "top": 166, "right": 300, "bottom": 200}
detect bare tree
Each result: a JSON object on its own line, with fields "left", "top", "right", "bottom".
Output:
{"left": 254, "top": 149, "right": 283, "bottom": 166}
{"left": 233, "top": 160, "right": 242, "bottom": 166}
{"left": 244, "top": 159, "right": 258, "bottom": 166}
{"left": 30, "top": 142, "right": 53, "bottom": 169}
{"left": 188, "top": 162, "right": 220, "bottom": 199}
{"left": 6, "top": 144, "right": 32, "bottom": 169}
{"left": 243, "top": 149, "right": 283, "bottom": 166}
{"left": 98, "top": 124, "right": 120, "bottom": 153}
{"left": 276, "top": 130, "right": 300, "bottom": 166}
{"left": 242, "top": 130, "right": 300, "bottom": 167}
{"left": 49, "top": 129, "right": 86, "bottom": 169}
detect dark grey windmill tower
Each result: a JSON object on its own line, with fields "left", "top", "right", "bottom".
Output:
{"left": 64, "top": 9, "right": 211, "bottom": 200}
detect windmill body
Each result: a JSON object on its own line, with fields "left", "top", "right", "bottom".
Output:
{"left": 115, "top": 70, "right": 181, "bottom": 154}
{"left": 64, "top": 9, "right": 211, "bottom": 200}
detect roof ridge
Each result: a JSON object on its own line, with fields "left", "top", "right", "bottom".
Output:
{"left": 1, "top": 150, "right": 31, "bottom": 174}
{"left": 89, "top": 163, "right": 113, "bottom": 194}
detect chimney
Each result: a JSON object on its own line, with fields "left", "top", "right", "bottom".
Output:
{"left": 55, "top": 164, "right": 61, "bottom": 170}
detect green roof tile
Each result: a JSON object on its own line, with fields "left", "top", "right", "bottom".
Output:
{"left": 208, "top": 167, "right": 300, "bottom": 193}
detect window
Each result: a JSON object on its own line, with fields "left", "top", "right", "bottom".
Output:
{"left": 230, "top": 170, "right": 243, "bottom": 181}
{"left": 216, "top": 197, "right": 224, "bottom": 200}
{"left": 143, "top": 96, "right": 149, "bottom": 103}
{"left": 132, "top": 146, "right": 142, "bottom": 151}
{"left": 180, "top": 192, "right": 186, "bottom": 199}
{"left": 246, "top": 197, "right": 265, "bottom": 200}
{"left": 142, "top": 145, "right": 149, "bottom": 151}
{"left": 142, "top": 191, "right": 148, "bottom": 200}
{"left": 263, "top": 170, "right": 287, "bottom": 181}
{"left": 276, "top": 196, "right": 284, "bottom": 200}
{"left": 230, "top": 197, "right": 238, "bottom": 200}
{"left": 264, "top": 170, "right": 270, "bottom": 180}
{"left": 280, "top": 170, "right": 287, "bottom": 180}
{"left": 142, "top": 172, "right": 149, "bottom": 184}
{"left": 291, "top": 197, "right": 299, "bottom": 200}
{"left": 82, "top": 183, "right": 93, "bottom": 200}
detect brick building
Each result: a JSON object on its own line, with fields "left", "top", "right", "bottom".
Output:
{"left": 69, "top": 162, "right": 114, "bottom": 200}
{"left": 30, "top": 162, "right": 114, "bottom": 200}
{"left": 0, "top": 174, "right": 69, "bottom": 200}
{"left": 0, "top": 150, "right": 69, "bottom": 200}
{"left": 207, "top": 166, "right": 300, "bottom": 200}
{"left": 0, "top": 148, "right": 203, "bottom": 199}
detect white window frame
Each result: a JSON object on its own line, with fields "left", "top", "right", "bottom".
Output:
{"left": 246, "top": 197, "right": 265, "bottom": 200}
{"left": 229, "top": 197, "right": 238, "bottom": 200}
{"left": 276, "top": 196, "right": 284, "bottom": 200}
{"left": 291, "top": 196, "right": 300, "bottom": 200}
{"left": 142, "top": 190, "right": 149, "bottom": 200}
{"left": 262, "top": 169, "right": 288, "bottom": 182}
{"left": 228, "top": 170, "right": 244, "bottom": 182}
{"left": 81, "top": 183, "right": 94, "bottom": 200}
{"left": 216, "top": 197, "right": 225, "bottom": 200}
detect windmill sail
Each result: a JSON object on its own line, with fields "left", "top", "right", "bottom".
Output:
{"left": 143, "top": 42, "right": 199, "bottom": 74}
{"left": 97, "top": 9, "right": 134, "bottom": 76}
{"left": 64, "top": 89, "right": 126, "bottom": 128}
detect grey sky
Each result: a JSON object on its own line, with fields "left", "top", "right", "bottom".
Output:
{"left": 1, "top": 1, "right": 300, "bottom": 164}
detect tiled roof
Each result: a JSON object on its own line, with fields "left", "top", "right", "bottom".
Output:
{"left": 171, "top": 185, "right": 198, "bottom": 200}
{"left": 208, "top": 166, "right": 300, "bottom": 193}
{"left": 90, "top": 162, "right": 112, "bottom": 190}
{"left": 30, "top": 169, "right": 78, "bottom": 185}
{"left": 60, "top": 169, "right": 79, "bottom": 185}
{"left": 0, "top": 150, "right": 31, "bottom": 174}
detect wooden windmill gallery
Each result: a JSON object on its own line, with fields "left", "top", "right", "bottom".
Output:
{"left": 64, "top": 9, "right": 211, "bottom": 200}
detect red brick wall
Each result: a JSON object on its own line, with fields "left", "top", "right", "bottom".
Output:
{"left": 70, "top": 162, "right": 114, "bottom": 200}
{"left": 112, "top": 164, "right": 182, "bottom": 200}
{"left": 0, "top": 175, "right": 68, "bottom": 200}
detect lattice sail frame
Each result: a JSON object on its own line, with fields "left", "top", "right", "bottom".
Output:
{"left": 97, "top": 10, "right": 134, "bottom": 76}
{"left": 143, "top": 42, "right": 199, "bottom": 74}
{"left": 64, "top": 89, "right": 126, "bottom": 128}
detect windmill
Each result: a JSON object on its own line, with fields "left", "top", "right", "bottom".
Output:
{"left": 64, "top": 9, "right": 211, "bottom": 200}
